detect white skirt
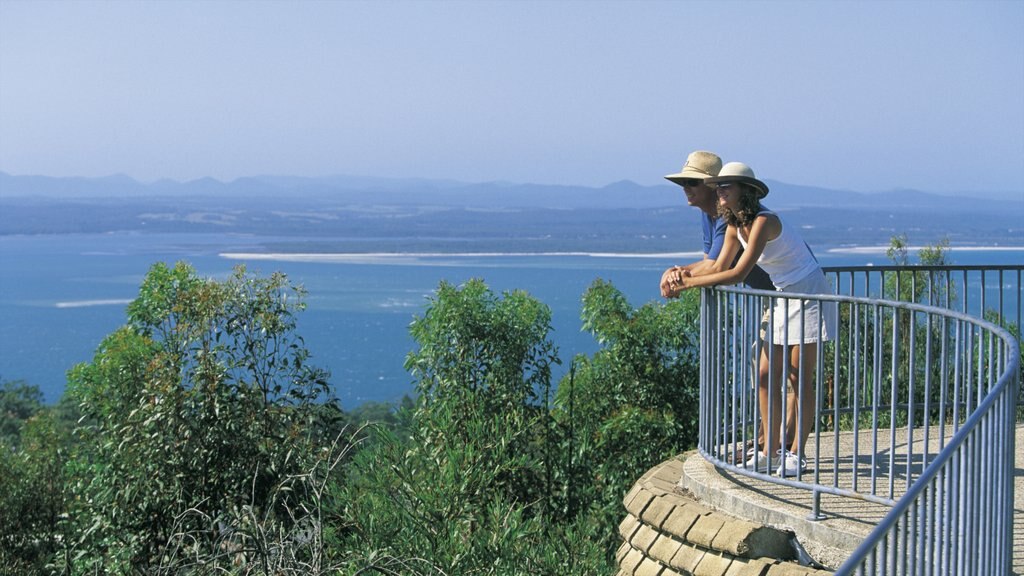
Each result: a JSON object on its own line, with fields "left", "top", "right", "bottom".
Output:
{"left": 766, "top": 270, "right": 836, "bottom": 345}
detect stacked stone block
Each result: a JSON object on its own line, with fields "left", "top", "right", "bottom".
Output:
{"left": 616, "top": 458, "right": 833, "bottom": 576}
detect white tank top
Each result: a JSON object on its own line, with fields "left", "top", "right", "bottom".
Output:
{"left": 737, "top": 210, "right": 819, "bottom": 289}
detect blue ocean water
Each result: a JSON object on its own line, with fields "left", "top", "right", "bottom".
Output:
{"left": 0, "top": 233, "right": 677, "bottom": 406}
{"left": 1, "top": 232, "right": 1020, "bottom": 407}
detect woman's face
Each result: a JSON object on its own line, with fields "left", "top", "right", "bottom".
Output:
{"left": 716, "top": 181, "right": 741, "bottom": 210}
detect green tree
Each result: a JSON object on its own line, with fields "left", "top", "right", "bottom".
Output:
{"left": 62, "top": 262, "right": 342, "bottom": 573}
{"left": 0, "top": 381, "right": 79, "bottom": 574}
{"left": 885, "top": 233, "right": 951, "bottom": 305}
{"left": 334, "top": 279, "right": 609, "bottom": 574}
{"left": 0, "top": 410, "right": 67, "bottom": 574}
{"left": 0, "top": 379, "right": 44, "bottom": 447}
{"left": 553, "top": 280, "right": 702, "bottom": 546}
{"left": 405, "top": 279, "right": 559, "bottom": 509}
{"left": 828, "top": 235, "right": 955, "bottom": 430}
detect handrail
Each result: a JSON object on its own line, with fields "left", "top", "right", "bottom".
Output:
{"left": 822, "top": 265, "right": 1022, "bottom": 361}
{"left": 836, "top": 337, "right": 1018, "bottom": 574}
{"left": 823, "top": 264, "right": 1022, "bottom": 411}
{"left": 697, "top": 264, "right": 1021, "bottom": 574}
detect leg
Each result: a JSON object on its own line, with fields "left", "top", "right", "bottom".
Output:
{"left": 759, "top": 299, "right": 799, "bottom": 455}
{"left": 756, "top": 345, "right": 785, "bottom": 454}
{"left": 784, "top": 385, "right": 799, "bottom": 451}
{"left": 774, "top": 346, "right": 804, "bottom": 454}
{"left": 786, "top": 342, "right": 818, "bottom": 454}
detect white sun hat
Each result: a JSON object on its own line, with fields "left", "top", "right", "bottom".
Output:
{"left": 706, "top": 161, "right": 770, "bottom": 198}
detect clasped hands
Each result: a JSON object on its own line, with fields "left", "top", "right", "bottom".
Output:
{"left": 660, "top": 266, "right": 693, "bottom": 299}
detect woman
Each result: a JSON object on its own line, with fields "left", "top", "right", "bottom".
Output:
{"left": 668, "top": 162, "right": 836, "bottom": 477}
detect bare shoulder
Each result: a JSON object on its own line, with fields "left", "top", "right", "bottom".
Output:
{"left": 753, "top": 212, "right": 782, "bottom": 239}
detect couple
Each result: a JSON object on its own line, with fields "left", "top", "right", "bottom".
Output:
{"left": 660, "top": 151, "right": 836, "bottom": 477}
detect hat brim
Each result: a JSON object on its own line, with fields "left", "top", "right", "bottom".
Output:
{"left": 664, "top": 168, "right": 712, "bottom": 185}
{"left": 706, "top": 175, "right": 769, "bottom": 198}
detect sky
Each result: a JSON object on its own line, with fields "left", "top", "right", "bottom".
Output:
{"left": 1, "top": 0, "right": 1022, "bottom": 198}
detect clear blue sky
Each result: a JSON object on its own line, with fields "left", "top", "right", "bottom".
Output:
{"left": 1, "top": 0, "right": 1022, "bottom": 197}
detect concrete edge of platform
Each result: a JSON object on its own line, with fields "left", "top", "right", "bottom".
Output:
{"left": 678, "top": 451, "right": 865, "bottom": 570}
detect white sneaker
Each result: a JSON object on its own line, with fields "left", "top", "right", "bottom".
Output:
{"left": 743, "top": 449, "right": 778, "bottom": 470}
{"left": 776, "top": 450, "right": 806, "bottom": 477}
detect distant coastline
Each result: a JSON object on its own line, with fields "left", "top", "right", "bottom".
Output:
{"left": 221, "top": 246, "right": 1024, "bottom": 264}
{"left": 827, "top": 245, "right": 1024, "bottom": 254}
{"left": 220, "top": 251, "right": 707, "bottom": 263}
{"left": 4, "top": 173, "right": 1022, "bottom": 254}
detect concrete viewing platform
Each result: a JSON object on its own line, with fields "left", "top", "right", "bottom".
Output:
{"left": 617, "top": 423, "right": 1024, "bottom": 574}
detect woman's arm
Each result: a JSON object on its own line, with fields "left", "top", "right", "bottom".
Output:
{"left": 681, "top": 214, "right": 780, "bottom": 289}
{"left": 703, "top": 225, "right": 741, "bottom": 275}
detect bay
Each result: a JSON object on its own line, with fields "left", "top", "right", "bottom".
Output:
{"left": 1, "top": 232, "right": 1020, "bottom": 407}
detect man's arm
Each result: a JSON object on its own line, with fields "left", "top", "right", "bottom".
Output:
{"left": 687, "top": 257, "right": 717, "bottom": 276}
{"left": 662, "top": 214, "right": 731, "bottom": 298}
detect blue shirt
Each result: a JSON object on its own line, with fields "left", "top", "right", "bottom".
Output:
{"left": 702, "top": 212, "right": 727, "bottom": 260}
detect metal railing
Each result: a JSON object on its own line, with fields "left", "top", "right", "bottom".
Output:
{"left": 826, "top": 265, "right": 1022, "bottom": 415}
{"left": 825, "top": 265, "right": 1022, "bottom": 399}
{"left": 697, "top": 264, "right": 1021, "bottom": 575}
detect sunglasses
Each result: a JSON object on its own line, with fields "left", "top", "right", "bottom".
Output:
{"left": 715, "top": 182, "right": 736, "bottom": 190}
{"left": 679, "top": 178, "right": 703, "bottom": 187}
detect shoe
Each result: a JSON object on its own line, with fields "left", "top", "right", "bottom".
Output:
{"left": 776, "top": 450, "right": 806, "bottom": 477}
{"left": 742, "top": 449, "right": 778, "bottom": 470}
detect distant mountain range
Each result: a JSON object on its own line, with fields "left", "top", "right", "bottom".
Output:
{"left": 1, "top": 172, "right": 1021, "bottom": 253}
{"left": 2, "top": 171, "right": 1020, "bottom": 212}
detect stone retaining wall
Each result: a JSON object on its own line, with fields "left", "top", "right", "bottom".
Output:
{"left": 616, "top": 457, "right": 833, "bottom": 576}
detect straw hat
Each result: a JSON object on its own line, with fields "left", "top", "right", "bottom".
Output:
{"left": 706, "top": 162, "right": 770, "bottom": 198}
{"left": 664, "top": 150, "right": 722, "bottom": 185}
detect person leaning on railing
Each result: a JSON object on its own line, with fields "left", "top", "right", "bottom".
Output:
{"left": 667, "top": 161, "right": 837, "bottom": 477}
{"left": 659, "top": 151, "right": 791, "bottom": 459}
{"left": 659, "top": 150, "right": 773, "bottom": 297}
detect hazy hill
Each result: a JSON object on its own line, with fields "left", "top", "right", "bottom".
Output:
{"left": 4, "top": 171, "right": 1019, "bottom": 211}
{"left": 1, "top": 172, "right": 1021, "bottom": 253}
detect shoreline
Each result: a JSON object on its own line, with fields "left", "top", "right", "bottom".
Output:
{"left": 220, "top": 251, "right": 708, "bottom": 262}
{"left": 826, "top": 245, "right": 1024, "bottom": 254}
{"left": 220, "top": 245, "right": 1024, "bottom": 263}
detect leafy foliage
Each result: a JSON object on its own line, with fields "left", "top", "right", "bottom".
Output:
{"left": 0, "top": 409, "right": 66, "bottom": 573}
{"left": 1, "top": 271, "right": 704, "bottom": 575}
{"left": 0, "top": 379, "right": 44, "bottom": 447}
{"left": 0, "top": 380, "right": 80, "bottom": 573}
{"left": 60, "top": 262, "right": 343, "bottom": 573}
{"left": 553, "top": 279, "right": 701, "bottom": 542}
{"left": 333, "top": 279, "right": 612, "bottom": 574}
{"left": 884, "top": 233, "right": 952, "bottom": 304}
{"left": 405, "top": 279, "right": 559, "bottom": 508}
{"left": 826, "top": 236, "right": 965, "bottom": 430}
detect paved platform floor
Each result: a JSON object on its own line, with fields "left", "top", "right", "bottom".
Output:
{"left": 678, "top": 423, "right": 1024, "bottom": 572}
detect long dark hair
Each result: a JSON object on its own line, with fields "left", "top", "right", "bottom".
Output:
{"left": 719, "top": 183, "right": 764, "bottom": 228}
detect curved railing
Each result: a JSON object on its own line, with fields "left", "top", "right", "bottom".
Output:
{"left": 697, "top": 265, "right": 1021, "bottom": 574}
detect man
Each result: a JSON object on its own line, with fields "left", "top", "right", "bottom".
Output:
{"left": 660, "top": 150, "right": 772, "bottom": 298}
{"left": 660, "top": 151, "right": 789, "bottom": 466}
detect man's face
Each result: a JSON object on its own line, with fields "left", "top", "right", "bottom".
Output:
{"left": 680, "top": 178, "right": 715, "bottom": 207}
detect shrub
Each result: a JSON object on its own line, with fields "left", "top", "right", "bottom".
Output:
{"left": 60, "top": 262, "right": 343, "bottom": 573}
